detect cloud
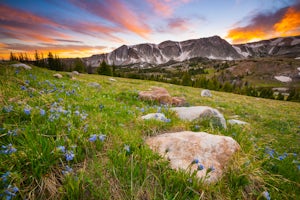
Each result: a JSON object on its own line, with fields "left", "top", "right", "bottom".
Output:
{"left": 226, "top": 2, "right": 300, "bottom": 43}
{"left": 55, "top": 39, "right": 84, "bottom": 43}
{"left": 70, "top": 0, "right": 151, "bottom": 38}
{"left": 146, "top": 0, "right": 192, "bottom": 17}
{"left": 168, "top": 18, "right": 190, "bottom": 31}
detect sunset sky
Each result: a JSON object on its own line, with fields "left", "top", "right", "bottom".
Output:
{"left": 1, "top": 0, "right": 300, "bottom": 60}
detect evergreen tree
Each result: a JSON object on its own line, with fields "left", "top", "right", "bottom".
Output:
{"left": 97, "top": 61, "right": 112, "bottom": 76}
{"left": 10, "top": 52, "right": 17, "bottom": 61}
{"left": 47, "top": 52, "right": 54, "bottom": 70}
{"left": 181, "top": 72, "right": 192, "bottom": 86}
{"left": 74, "top": 58, "right": 86, "bottom": 73}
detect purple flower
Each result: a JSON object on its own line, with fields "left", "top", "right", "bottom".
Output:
{"left": 57, "top": 146, "right": 66, "bottom": 153}
{"left": 24, "top": 108, "right": 31, "bottom": 115}
{"left": 99, "top": 104, "right": 104, "bottom": 111}
{"left": 74, "top": 110, "right": 80, "bottom": 116}
{"left": 197, "top": 164, "right": 204, "bottom": 171}
{"left": 89, "top": 134, "right": 97, "bottom": 142}
{"left": 1, "top": 144, "right": 17, "bottom": 154}
{"left": 21, "top": 85, "right": 27, "bottom": 90}
{"left": 65, "top": 151, "right": 75, "bottom": 161}
{"left": 99, "top": 134, "right": 106, "bottom": 142}
{"left": 40, "top": 109, "right": 46, "bottom": 116}
{"left": 262, "top": 191, "right": 271, "bottom": 200}
{"left": 1, "top": 171, "right": 10, "bottom": 182}
{"left": 192, "top": 158, "right": 199, "bottom": 164}
{"left": 4, "top": 185, "right": 19, "bottom": 198}
{"left": 62, "top": 165, "right": 73, "bottom": 175}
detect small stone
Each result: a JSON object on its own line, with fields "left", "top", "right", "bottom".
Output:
{"left": 201, "top": 89, "right": 212, "bottom": 97}
{"left": 53, "top": 73, "right": 63, "bottom": 79}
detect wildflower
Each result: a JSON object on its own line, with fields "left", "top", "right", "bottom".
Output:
{"left": 99, "top": 104, "right": 104, "bottom": 111}
{"left": 124, "top": 145, "right": 130, "bottom": 153}
{"left": 1, "top": 144, "right": 17, "bottom": 154}
{"left": 40, "top": 109, "right": 46, "bottom": 116}
{"left": 3, "top": 105, "right": 13, "bottom": 113}
{"left": 194, "top": 125, "right": 200, "bottom": 130}
{"left": 15, "top": 70, "right": 19, "bottom": 74}
{"left": 278, "top": 156, "right": 284, "bottom": 160}
{"left": 192, "top": 158, "right": 199, "bottom": 164}
{"left": 207, "top": 166, "right": 215, "bottom": 173}
{"left": 25, "top": 80, "right": 30, "bottom": 84}
{"left": 62, "top": 165, "right": 73, "bottom": 175}
{"left": 197, "top": 164, "right": 204, "bottom": 171}
{"left": 265, "top": 148, "right": 275, "bottom": 158}
{"left": 74, "top": 110, "right": 80, "bottom": 116}
{"left": 157, "top": 107, "right": 162, "bottom": 113}
{"left": 1, "top": 171, "right": 10, "bottom": 182}
{"left": 24, "top": 108, "right": 31, "bottom": 115}
{"left": 99, "top": 134, "right": 106, "bottom": 142}
{"left": 20, "top": 85, "right": 27, "bottom": 90}
{"left": 65, "top": 151, "right": 75, "bottom": 161}
{"left": 4, "top": 185, "right": 19, "bottom": 199}
{"left": 7, "top": 129, "right": 18, "bottom": 136}
{"left": 89, "top": 134, "right": 97, "bottom": 142}
{"left": 57, "top": 146, "right": 66, "bottom": 153}
{"left": 140, "top": 108, "right": 145, "bottom": 112}
{"left": 262, "top": 191, "right": 271, "bottom": 200}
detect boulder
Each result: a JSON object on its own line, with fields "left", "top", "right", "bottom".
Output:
{"left": 171, "top": 106, "right": 227, "bottom": 129}
{"left": 171, "top": 97, "right": 186, "bottom": 106}
{"left": 109, "top": 78, "right": 117, "bottom": 82}
{"left": 11, "top": 63, "right": 32, "bottom": 70}
{"left": 53, "top": 73, "right": 63, "bottom": 79}
{"left": 146, "top": 131, "right": 240, "bottom": 183}
{"left": 139, "top": 87, "right": 185, "bottom": 106}
{"left": 72, "top": 71, "right": 80, "bottom": 76}
{"left": 88, "top": 82, "right": 101, "bottom": 88}
{"left": 201, "top": 89, "right": 212, "bottom": 97}
{"left": 228, "top": 119, "right": 248, "bottom": 125}
{"left": 142, "top": 113, "right": 170, "bottom": 122}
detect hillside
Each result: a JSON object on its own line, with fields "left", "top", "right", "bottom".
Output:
{"left": 0, "top": 63, "right": 299, "bottom": 199}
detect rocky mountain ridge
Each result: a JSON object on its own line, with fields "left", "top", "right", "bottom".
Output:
{"left": 84, "top": 35, "right": 300, "bottom": 67}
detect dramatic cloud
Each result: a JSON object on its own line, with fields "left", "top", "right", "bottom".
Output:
{"left": 70, "top": 0, "right": 151, "bottom": 38}
{"left": 147, "top": 0, "right": 191, "bottom": 17}
{"left": 226, "top": 2, "right": 300, "bottom": 43}
{"left": 168, "top": 18, "right": 190, "bottom": 31}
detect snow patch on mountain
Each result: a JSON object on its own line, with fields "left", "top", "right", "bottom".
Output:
{"left": 232, "top": 46, "right": 249, "bottom": 57}
{"left": 291, "top": 38, "right": 300, "bottom": 46}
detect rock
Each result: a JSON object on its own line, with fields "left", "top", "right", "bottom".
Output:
{"left": 171, "top": 97, "right": 186, "bottom": 106}
{"left": 72, "top": 71, "right": 80, "bottom": 76}
{"left": 201, "top": 89, "right": 212, "bottom": 97}
{"left": 109, "top": 78, "right": 117, "bottom": 82}
{"left": 11, "top": 63, "right": 32, "bottom": 70}
{"left": 146, "top": 131, "right": 240, "bottom": 183}
{"left": 88, "top": 82, "right": 101, "bottom": 88}
{"left": 139, "top": 87, "right": 185, "bottom": 106}
{"left": 139, "top": 87, "right": 172, "bottom": 104}
{"left": 274, "top": 76, "right": 292, "bottom": 83}
{"left": 228, "top": 119, "right": 248, "bottom": 125}
{"left": 53, "top": 73, "right": 63, "bottom": 79}
{"left": 142, "top": 113, "right": 170, "bottom": 122}
{"left": 171, "top": 106, "right": 227, "bottom": 129}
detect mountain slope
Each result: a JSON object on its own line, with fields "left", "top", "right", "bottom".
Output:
{"left": 85, "top": 36, "right": 243, "bottom": 67}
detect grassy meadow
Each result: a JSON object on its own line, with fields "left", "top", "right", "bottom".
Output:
{"left": 0, "top": 63, "right": 299, "bottom": 199}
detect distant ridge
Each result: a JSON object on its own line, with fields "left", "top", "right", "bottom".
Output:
{"left": 84, "top": 35, "right": 300, "bottom": 67}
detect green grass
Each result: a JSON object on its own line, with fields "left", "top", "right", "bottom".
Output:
{"left": 0, "top": 63, "right": 299, "bottom": 199}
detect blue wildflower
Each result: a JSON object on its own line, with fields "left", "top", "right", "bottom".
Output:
{"left": 40, "top": 109, "right": 46, "bottom": 116}
{"left": 99, "top": 104, "right": 104, "bottom": 111}
{"left": 4, "top": 185, "right": 19, "bottom": 199}
{"left": 74, "top": 110, "right": 80, "bottom": 116}
{"left": 15, "top": 70, "right": 19, "bottom": 74}
{"left": 62, "top": 165, "right": 73, "bottom": 175}
{"left": 24, "top": 108, "right": 31, "bottom": 115}
{"left": 197, "top": 164, "right": 204, "bottom": 171}
{"left": 7, "top": 129, "right": 18, "bottom": 136}
{"left": 192, "top": 158, "right": 199, "bottom": 164}
{"left": 265, "top": 148, "right": 275, "bottom": 158}
{"left": 57, "top": 146, "right": 66, "bottom": 153}
{"left": 25, "top": 80, "right": 30, "bottom": 84}
{"left": 99, "top": 134, "right": 106, "bottom": 142}
{"left": 1, "top": 144, "right": 17, "bottom": 154}
{"left": 278, "top": 156, "right": 284, "bottom": 160}
{"left": 124, "top": 145, "right": 130, "bottom": 153}
{"left": 1, "top": 171, "right": 10, "bottom": 182}
{"left": 65, "top": 151, "right": 75, "bottom": 161}
{"left": 208, "top": 166, "right": 215, "bottom": 172}
{"left": 20, "top": 85, "right": 26, "bottom": 90}
{"left": 194, "top": 125, "right": 200, "bottom": 130}
{"left": 88, "top": 134, "right": 97, "bottom": 142}
{"left": 262, "top": 191, "right": 271, "bottom": 200}
{"left": 140, "top": 108, "right": 145, "bottom": 112}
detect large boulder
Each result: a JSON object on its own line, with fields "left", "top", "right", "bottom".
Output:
{"left": 11, "top": 63, "right": 32, "bottom": 70}
{"left": 146, "top": 131, "right": 240, "bottom": 183}
{"left": 201, "top": 89, "right": 212, "bottom": 97}
{"left": 139, "top": 87, "right": 186, "bottom": 106}
{"left": 171, "top": 106, "right": 227, "bottom": 129}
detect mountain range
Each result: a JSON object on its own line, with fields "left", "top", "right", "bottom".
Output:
{"left": 84, "top": 35, "right": 300, "bottom": 67}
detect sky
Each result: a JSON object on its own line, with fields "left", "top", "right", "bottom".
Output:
{"left": 0, "top": 0, "right": 300, "bottom": 60}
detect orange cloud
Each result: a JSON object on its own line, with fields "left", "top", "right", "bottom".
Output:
{"left": 71, "top": 0, "right": 151, "bottom": 38}
{"left": 226, "top": 2, "right": 300, "bottom": 44}
{"left": 147, "top": 0, "right": 191, "bottom": 17}
{"left": 274, "top": 7, "right": 300, "bottom": 36}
